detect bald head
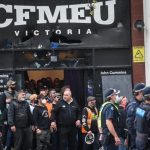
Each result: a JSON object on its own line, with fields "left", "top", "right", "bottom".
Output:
{"left": 63, "top": 90, "right": 72, "bottom": 102}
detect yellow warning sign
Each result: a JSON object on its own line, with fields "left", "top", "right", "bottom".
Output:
{"left": 133, "top": 46, "right": 145, "bottom": 62}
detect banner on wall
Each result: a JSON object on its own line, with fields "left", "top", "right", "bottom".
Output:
{"left": 0, "top": 73, "right": 12, "bottom": 93}
{"left": 0, "top": 0, "right": 131, "bottom": 49}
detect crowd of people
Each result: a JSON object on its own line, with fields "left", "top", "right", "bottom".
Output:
{"left": 0, "top": 79, "right": 150, "bottom": 150}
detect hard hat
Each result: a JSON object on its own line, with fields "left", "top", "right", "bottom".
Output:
{"left": 85, "top": 133, "right": 95, "bottom": 145}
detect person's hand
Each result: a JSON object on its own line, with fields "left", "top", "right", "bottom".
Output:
{"left": 51, "top": 122, "right": 57, "bottom": 130}
{"left": 75, "top": 120, "right": 81, "bottom": 128}
{"left": 87, "top": 130, "right": 92, "bottom": 135}
{"left": 36, "top": 128, "right": 42, "bottom": 134}
{"left": 0, "top": 132, "right": 2, "bottom": 137}
{"left": 11, "top": 126, "right": 16, "bottom": 132}
{"left": 124, "top": 138, "right": 128, "bottom": 146}
{"left": 99, "top": 133, "right": 103, "bottom": 141}
{"left": 31, "top": 125, "right": 36, "bottom": 132}
{"left": 114, "top": 136, "right": 121, "bottom": 145}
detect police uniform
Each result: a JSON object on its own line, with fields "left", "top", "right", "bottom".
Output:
{"left": 99, "top": 89, "right": 120, "bottom": 150}
{"left": 102, "top": 103, "right": 120, "bottom": 150}
{"left": 126, "top": 83, "right": 145, "bottom": 150}
{"left": 135, "top": 86, "right": 150, "bottom": 150}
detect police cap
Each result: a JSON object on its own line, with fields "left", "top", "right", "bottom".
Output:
{"left": 133, "top": 83, "right": 145, "bottom": 93}
{"left": 105, "top": 88, "right": 120, "bottom": 99}
{"left": 143, "top": 86, "right": 150, "bottom": 97}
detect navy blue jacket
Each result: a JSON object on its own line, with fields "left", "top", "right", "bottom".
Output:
{"left": 126, "top": 97, "right": 142, "bottom": 135}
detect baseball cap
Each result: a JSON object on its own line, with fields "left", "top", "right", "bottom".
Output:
{"left": 40, "top": 85, "right": 48, "bottom": 90}
{"left": 105, "top": 88, "right": 120, "bottom": 99}
{"left": 87, "top": 96, "right": 95, "bottom": 102}
{"left": 7, "top": 80, "right": 16, "bottom": 87}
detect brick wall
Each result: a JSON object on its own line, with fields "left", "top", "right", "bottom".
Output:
{"left": 131, "top": 0, "right": 145, "bottom": 84}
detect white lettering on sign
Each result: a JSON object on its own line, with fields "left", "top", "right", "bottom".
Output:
{"left": 14, "top": 5, "right": 36, "bottom": 25}
{"left": 14, "top": 28, "right": 93, "bottom": 36}
{"left": 0, "top": 4, "right": 13, "bottom": 28}
{"left": 0, "top": 0, "right": 116, "bottom": 28}
{"left": 101, "top": 71, "right": 127, "bottom": 75}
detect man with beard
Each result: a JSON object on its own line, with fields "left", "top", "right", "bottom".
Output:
{"left": 0, "top": 80, "right": 18, "bottom": 148}
{"left": 0, "top": 80, "right": 17, "bottom": 112}
{"left": 81, "top": 96, "right": 99, "bottom": 150}
{"left": 8, "top": 90, "right": 34, "bottom": 150}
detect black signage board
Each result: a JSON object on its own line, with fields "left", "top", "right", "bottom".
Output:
{"left": 100, "top": 69, "right": 133, "bottom": 101}
{"left": 0, "top": 0, "right": 131, "bottom": 49}
{"left": 0, "top": 72, "right": 12, "bottom": 93}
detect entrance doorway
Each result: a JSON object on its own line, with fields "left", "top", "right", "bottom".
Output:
{"left": 16, "top": 69, "right": 86, "bottom": 108}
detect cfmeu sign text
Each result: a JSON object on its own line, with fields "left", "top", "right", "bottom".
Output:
{"left": 133, "top": 46, "right": 145, "bottom": 63}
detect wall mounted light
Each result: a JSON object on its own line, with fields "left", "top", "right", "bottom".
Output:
{"left": 134, "top": 20, "right": 145, "bottom": 31}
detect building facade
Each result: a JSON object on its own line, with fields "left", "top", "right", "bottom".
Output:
{"left": 0, "top": 0, "right": 145, "bottom": 106}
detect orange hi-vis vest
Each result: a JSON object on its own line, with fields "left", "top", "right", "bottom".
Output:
{"left": 45, "top": 102, "right": 53, "bottom": 118}
{"left": 81, "top": 107, "right": 98, "bottom": 133}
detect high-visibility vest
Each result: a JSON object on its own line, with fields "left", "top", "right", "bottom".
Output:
{"left": 98, "top": 101, "right": 118, "bottom": 129}
{"left": 45, "top": 102, "right": 53, "bottom": 118}
{"left": 81, "top": 107, "right": 98, "bottom": 133}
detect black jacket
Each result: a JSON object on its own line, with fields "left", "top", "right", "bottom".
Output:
{"left": 118, "top": 106, "right": 126, "bottom": 138}
{"left": 0, "top": 90, "right": 18, "bottom": 113}
{"left": 8, "top": 99, "right": 33, "bottom": 128}
{"left": 33, "top": 105, "right": 50, "bottom": 130}
{"left": 51, "top": 99, "right": 81, "bottom": 127}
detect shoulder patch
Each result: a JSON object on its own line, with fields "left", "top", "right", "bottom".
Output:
{"left": 130, "top": 107, "right": 134, "bottom": 112}
{"left": 62, "top": 105, "right": 66, "bottom": 108}
{"left": 136, "top": 107, "right": 145, "bottom": 118}
{"left": 111, "top": 106, "right": 114, "bottom": 111}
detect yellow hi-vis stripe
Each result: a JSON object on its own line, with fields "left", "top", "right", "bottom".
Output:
{"left": 98, "top": 101, "right": 118, "bottom": 129}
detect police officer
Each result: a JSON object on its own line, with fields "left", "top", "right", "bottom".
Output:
{"left": 98, "top": 88, "right": 121, "bottom": 150}
{"left": 135, "top": 86, "right": 150, "bottom": 150}
{"left": 126, "top": 83, "right": 145, "bottom": 150}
